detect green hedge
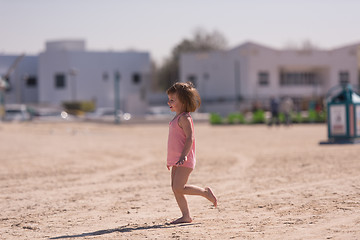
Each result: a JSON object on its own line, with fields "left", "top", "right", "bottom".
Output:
{"left": 209, "top": 113, "right": 223, "bottom": 124}
{"left": 227, "top": 113, "right": 246, "bottom": 124}
{"left": 303, "top": 110, "right": 327, "bottom": 123}
{"left": 291, "top": 112, "right": 304, "bottom": 123}
{"left": 63, "top": 101, "right": 95, "bottom": 115}
{"left": 252, "top": 110, "right": 265, "bottom": 124}
{"left": 209, "top": 110, "right": 326, "bottom": 125}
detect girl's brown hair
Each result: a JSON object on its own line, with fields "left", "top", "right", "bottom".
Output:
{"left": 166, "top": 82, "right": 201, "bottom": 112}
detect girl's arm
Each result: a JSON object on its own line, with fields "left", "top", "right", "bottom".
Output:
{"left": 176, "top": 114, "right": 194, "bottom": 165}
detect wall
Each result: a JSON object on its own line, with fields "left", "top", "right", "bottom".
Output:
{"left": 38, "top": 41, "right": 151, "bottom": 115}
{"left": 180, "top": 41, "right": 360, "bottom": 114}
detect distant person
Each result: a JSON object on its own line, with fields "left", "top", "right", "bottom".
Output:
{"left": 281, "top": 97, "right": 294, "bottom": 126}
{"left": 268, "top": 97, "right": 280, "bottom": 126}
{"left": 166, "top": 81, "right": 217, "bottom": 224}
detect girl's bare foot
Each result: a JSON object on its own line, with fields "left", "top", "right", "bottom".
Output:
{"left": 205, "top": 187, "right": 217, "bottom": 207}
{"left": 170, "top": 216, "right": 193, "bottom": 224}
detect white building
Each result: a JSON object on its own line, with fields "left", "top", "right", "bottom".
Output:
{"left": 39, "top": 40, "right": 151, "bottom": 115}
{"left": 180, "top": 42, "right": 360, "bottom": 114}
{"left": 0, "top": 54, "right": 38, "bottom": 104}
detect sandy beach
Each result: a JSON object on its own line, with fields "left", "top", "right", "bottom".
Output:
{"left": 0, "top": 122, "right": 359, "bottom": 239}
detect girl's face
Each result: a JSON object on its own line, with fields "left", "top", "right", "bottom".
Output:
{"left": 167, "top": 93, "right": 183, "bottom": 114}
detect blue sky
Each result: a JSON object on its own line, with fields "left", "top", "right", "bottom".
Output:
{"left": 1, "top": 0, "right": 359, "bottom": 63}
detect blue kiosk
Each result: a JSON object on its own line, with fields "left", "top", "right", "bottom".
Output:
{"left": 321, "top": 83, "right": 360, "bottom": 144}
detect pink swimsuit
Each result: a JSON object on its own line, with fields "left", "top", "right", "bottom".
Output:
{"left": 167, "top": 112, "right": 196, "bottom": 170}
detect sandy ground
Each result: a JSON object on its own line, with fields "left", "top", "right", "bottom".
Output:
{"left": 0, "top": 121, "right": 359, "bottom": 240}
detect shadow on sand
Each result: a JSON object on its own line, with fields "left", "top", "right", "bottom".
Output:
{"left": 49, "top": 222, "right": 199, "bottom": 239}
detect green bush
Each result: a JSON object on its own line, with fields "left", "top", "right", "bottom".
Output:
{"left": 80, "top": 101, "right": 96, "bottom": 112}
{"left": 210, "top": 113, "right": 223, "bottom": 125}
{"left": 315, "top": 110, "right": 327, "bottom": 122}
{"left": 291, "top": 112, "right": 303, "bottom": 123}
{"left": 208, "top": 110, "right": 327, "bottom": 125}
{"left": 307, "top": 110, "right": 317, "bottom": 122}
{"left": 292, "top": 110, "right": 327, "bottom": 123}
{"left": 305, "top": 110, "right": 326, "bottom": 123}
{"left": 63, "top": 101, "right": 95, "bottom": 115}
{"left": 252, "top": 110, "right": 265, "bottom": 124}
{"left": 278, "top": 113, "right": 285, "bottom": 123}
{"left": 227, "top": 113, "right": 246, "bottom": 124}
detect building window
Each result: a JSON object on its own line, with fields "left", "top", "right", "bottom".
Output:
{"left": 55, "top": 73, "right": 66, "bottom": 89}
{"left": 26, "top": 76, "right": 37, "bottom": 87}
{"left": 132, "top": 73, "right": 141, "bottom": 84}
{"left": 203, "top": 73, "right": 209, "bottom": 80}
{"left": 339, "top": 71, "right": 349, "bottom": 85}
{"left": 258, "top": 71, "right": 269, "bottom": 86}
{"left": 187, "top": 75, "right": 197, "bottom": 87}
{"left": 102, "top": 72, "right": 109, "bottom": 82}
{"left": 280, "top": 71, "right": 319, "bottom": 86}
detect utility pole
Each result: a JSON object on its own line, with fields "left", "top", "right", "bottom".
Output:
{"left": 0, "top": 78, "right": 7, "bottom": 120}
{"left": 69, "top": 68, "right": 78, "bottom": 101}
{"left": 114, "top": 71, "right": 121, "bottom": 124}
{"left": 234, "top": 60, "right": 241, "bottom": 110}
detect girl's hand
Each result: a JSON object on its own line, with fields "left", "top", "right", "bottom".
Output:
{"left": 176, "top": 156, "right": 187, "bottom": 166}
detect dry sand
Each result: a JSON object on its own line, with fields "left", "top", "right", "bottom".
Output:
{"left": 0, "top": 122, "right": 359, "bottom": 239}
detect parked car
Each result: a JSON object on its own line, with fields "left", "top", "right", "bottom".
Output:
{"left": 3, "top": 104, "right": 32, "bottom": 122}
{"left": 84, "top": 108, "right": 131, "bottom": 122}
{"left": 32, "top": 108, "right": 73, "bottom": 122}
{"left": 145, "top": 106, "right": 175, "bottom": 121}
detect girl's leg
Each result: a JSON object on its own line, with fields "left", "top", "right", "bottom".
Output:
{"left": 170, "top": 166, "right": 217, "bottom": 224}
{"left": 172, "top": 167, "right": 217, "bottom": 205}
{"left": 171, "top": 166, "right": 192, "bottom": 224}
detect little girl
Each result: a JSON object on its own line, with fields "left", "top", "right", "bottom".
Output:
{"left": 166, "top": 82, "right": 217, "bottom": 224}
